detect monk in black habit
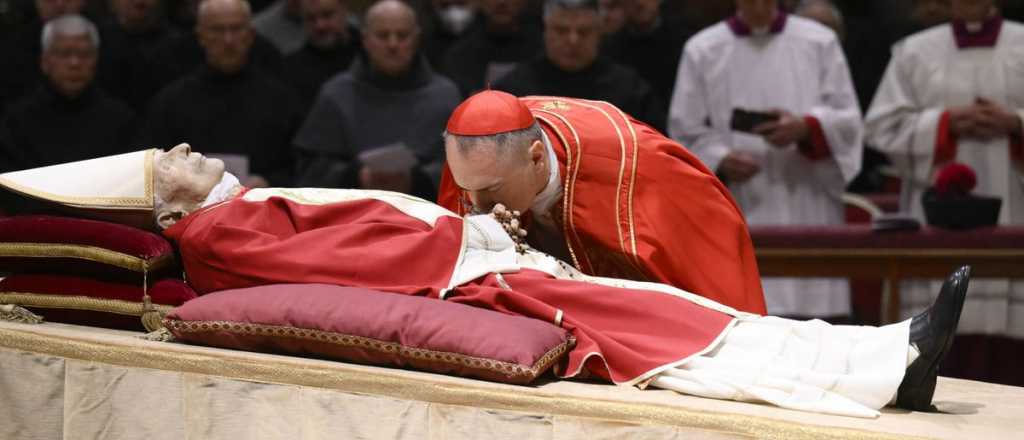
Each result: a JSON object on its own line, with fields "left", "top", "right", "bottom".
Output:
{"left": 282, "top": 0, "right": 361, "bottom": 113}
{"left": 95, "top": 0, "right": 180, "bottom": 112}
{"left": 494, "top": 0, "right": 665, "bottom": 132}
{"left": 602, "top": 0, "right": 693, "bottom": 105}
{"left": 142, "top": 0, "right": 301, "bottom": 188}
{"left": 440, "top": 0, "right": 542, "bottom": 97}
{"left": 0, "top": 14, "right": 137, "bottom": 173}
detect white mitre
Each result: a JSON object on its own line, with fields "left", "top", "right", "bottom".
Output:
{"left": 0, "top": 150, "right": 158, "bottom": 230}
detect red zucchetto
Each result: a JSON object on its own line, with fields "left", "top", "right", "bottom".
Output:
{"left": 446, "top": 90, "right": 536, "bottom": 136}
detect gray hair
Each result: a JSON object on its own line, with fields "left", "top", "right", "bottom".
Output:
{"left": 543, "top": 0, "right": 601, "bottom": 20}
{"left": 443, "top": 122, "right": 544, "bottom": 162}
{"left": 41, "top": 14, "right": 100, "bottom": 51}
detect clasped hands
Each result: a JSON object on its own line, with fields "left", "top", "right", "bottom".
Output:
{"left": 948, "top": 98, "right": 1023, "bottom": 140}
{"left": 720, "top": 109, "right": 809, "bottom": 183}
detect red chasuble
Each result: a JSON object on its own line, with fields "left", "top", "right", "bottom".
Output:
{"left": 164, "top": 193, "right": 733, "bottom": 385}
{"left": 439, "top": 96, "right": 767, "bottom": 314}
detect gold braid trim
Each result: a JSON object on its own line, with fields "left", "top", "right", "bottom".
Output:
{"left": 0, "top": 242, "right": 173, "bottom": 273}
{"left": 0, "top": 292, "right": 174, "bottom": 317}
{"left": 164, "top": 319, "right": 574, "bottom": 381}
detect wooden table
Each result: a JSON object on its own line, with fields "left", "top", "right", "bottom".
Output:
{"left": 751, "top": 225, "right": 1024, "bottom": 323}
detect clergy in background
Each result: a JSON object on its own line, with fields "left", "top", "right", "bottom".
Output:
{"left": 0, "top": 14, "right": 137, "bottom": 173}
{"left": 142, "top": 0, "right": 301, "bottom": 187}
{"left": 438, "top": 90, "right": 767, "bottom": 315}
{"left": 291, "top": 0, "right": 460, "bottom": 200}
{"left": 864, "top": 0, "right": 1024, "bottom": 384}
{"left": 494, "top": 0, "right": 664, "bottom": 132}
{"left": 283, "top": 0, "right": 360, "bottom": 113}
{"left": 440, "top": 0, "right": 541, "bottom": 97}
{"left": 668, "top": 0, "right": 863, "bottom": 321}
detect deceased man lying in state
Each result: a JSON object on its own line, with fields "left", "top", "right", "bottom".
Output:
{"left": 0, "top": 144, "right": 970, "bottom": 418}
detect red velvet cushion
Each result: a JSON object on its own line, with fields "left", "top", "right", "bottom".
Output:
{"left": 0, "top": 215, "right": 177, "bottom": 281}
{"left": 0, "top": 274, "right": 197, "bottom": 331}
{"left": 164, "top": 284, "right": 574, "bottom": 385}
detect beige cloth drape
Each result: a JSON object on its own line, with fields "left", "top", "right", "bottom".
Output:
{"left": 2, "top": 321, "right": 1021, "bottom": 440}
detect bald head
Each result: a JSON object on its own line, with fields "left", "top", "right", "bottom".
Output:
{"left": 198, "top": 0, "right": 252, "bottom": 22}
{"left": 364, "top": 0, "right": 417, "bottom": 29}
{"left": 362, "top": 0, "right": 420, "bottom": 77}
{"left": 196, "top": 0, "right": 254, "bottom": 74}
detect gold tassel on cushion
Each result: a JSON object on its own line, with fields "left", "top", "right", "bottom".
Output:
{"left": 139, "top": 266, "right": 164, "bottom": 332}
{"left": 0, "top": 304, "right": 43, "bottom": 324}
{"left": 138, "top": 327, "right": 176, "bottom": 342}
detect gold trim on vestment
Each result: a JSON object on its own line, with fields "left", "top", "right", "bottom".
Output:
{"left": 0, "top": 242, "right": 173, "bottom": 272}
{"left": 0, "top": 292, "right": 174, "bottom": 316}
{"left": 608, "top": 104, "right": 642, "bottom": 264}
{"left": 531, "top": 97, "right": 647, "bottom": 278}
{"left": 0, "top": 149, "right": 155, "bottom": 208}
{"left": 163, "top": 319, "right": 573, "bottom": 382}
{"left": 565, "top": 99, "right": 645, "bottom": 276}
{"left": 532, "top": 111, "right": 589, "bottom": 272}
{"left": 0, "top": 323, "right": 930, "bottom": 440}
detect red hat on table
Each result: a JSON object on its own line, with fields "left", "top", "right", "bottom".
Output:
{"left": 446, "top": 90, "right": 536, "bottom": 136}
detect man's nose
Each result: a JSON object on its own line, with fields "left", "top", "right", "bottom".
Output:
{"left": 567, "top": 30, "right": 580, "bottom": 45}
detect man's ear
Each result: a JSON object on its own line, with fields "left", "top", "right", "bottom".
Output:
{"left": 155, "top": 208, "right": 186, "bottom": 230}
{"left": 527, "top": 139, "right": 545, "bottom": 170}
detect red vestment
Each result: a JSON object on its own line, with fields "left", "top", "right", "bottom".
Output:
{"left": 439, "top": 96, "right": 767, "bottom": 314}
{"left": 164, "top": 192, "right": 733, "bottom": 385}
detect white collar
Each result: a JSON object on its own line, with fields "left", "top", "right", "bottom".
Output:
{"left": 530, "top": 130, "right": 562, "bottom": 215}
{"left": 200, "top": 172, "right": 242, "bottom": 208}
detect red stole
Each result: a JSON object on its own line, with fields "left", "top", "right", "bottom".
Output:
{"left": 439, "top": 96, "right": 767, "bottom": 314}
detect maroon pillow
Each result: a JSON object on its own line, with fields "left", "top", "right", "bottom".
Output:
{"left": 164, "top": 284, "right": 574, "bottom": 385}
{"left": 0, "top": 274, "right": 197, "bottom": 331}
{"left": 0, "top": 215, "right": 177, "bottom": 282}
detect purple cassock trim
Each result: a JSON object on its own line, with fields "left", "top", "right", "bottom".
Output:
{"left": 727, "top": 12, "right": 788, "bottom": 37}
{"left": 952, "top": 16, "right": 1003, "bottom": 49}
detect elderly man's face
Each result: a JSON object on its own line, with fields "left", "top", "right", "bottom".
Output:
{"left": 301, "top": 0, "right": 348, "bottom": 49}
{"left": 197, "top": 1, "right": 254, "bottom": 74}
{"left": 599, "top": 0, "right": 626, "bottom": 34}
{"left": 113, "top": 0, "right": 162, "bottom": 30}
{"left": 544, "top": 7, "right": 601, "bottom": 73}
{"left": 35, "top": 0, "right": 86, "bottom": 22}
{"left": 362, "top": 5, "right": 419, "bottom": 77}
{"left": 41, "top": 33, "right": 97, "bottom": 98}
{"left": 951, "top": 0, "right": 994, "bottom": 22}
{"left": 735, "top": 0, "right": 778, "bottom": 29}
{"left": 444, "top": 137, "right": 544, "bottom": 214}
{"left": 154, "top": 144, "right": 225, "bottom": 213}
{"left": 479, "top": 0, "right": 526, "bottom": 29}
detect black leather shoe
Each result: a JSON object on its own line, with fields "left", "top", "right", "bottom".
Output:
{"left": 894, "top": 266, "right": 970, "bottom": 411}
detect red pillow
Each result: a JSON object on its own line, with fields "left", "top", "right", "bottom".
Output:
{"left": 164, "top": 284, "right": 574, "bottom": 385}
{"left": 0, "top": 215, "right": 177, "bottom": 282}
{"left": 0, "top": 274, "right": 197, "bottom": 331}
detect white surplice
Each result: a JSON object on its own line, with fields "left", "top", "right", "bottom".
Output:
{"left": 864, "top": 22, "right": 1024, "bottom": 338}
{"left": 668, "top": 16, "right": 864, "bottom": 317}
